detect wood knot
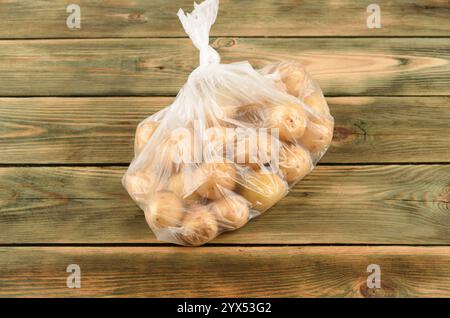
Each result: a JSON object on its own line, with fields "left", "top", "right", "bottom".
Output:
{"left": 439, "top": 188, "right": 450, "bottom": 204}
{"left": 128, "top": 13, "right": 147, "bottom": 22}
{"left": 213, "top": 38, "right": 237, "bottom": 49}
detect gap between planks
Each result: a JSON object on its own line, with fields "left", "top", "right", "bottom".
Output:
{"left": 1, "top": 163, "right": 450, "bottom": 167}
{"left": 1, "top": 36, "right": 450, "bottom": 41}
{"left": 1, "top": 243, "right": 450, "bottom": 247}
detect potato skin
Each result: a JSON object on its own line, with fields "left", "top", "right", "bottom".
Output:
{"left": 203, "top": 126, "right": 236, "bottom": 160}
{"left": 167, "top": 172, "right": 202, "bottom": 202}
{"left": 135, "top": 120, "right": 159, "bottom": 156}
{"left": 144, "top": 129, "right": 195, "bottom": 174}
{"left": 214, "top": 87, "right": 246, "bottom": 120}
{"left": 122, "top": 169, "right": 159, "bottom": 207}
{"left": 210, "top": 194, "right": 250, "bottom": 230}
{"left": 267, "top": 103, "right": 307, "bottom": 142}
{"left": 279, "top": 65, "right": 308, "bottom": 98}
{"left": 234, "top": 130, "right": 280, "bottom": 169}
{"left": 146, "top": 191, "right": 184, "bottom": 229}
{"left": 259, "top": 61, "right": 308, "bottom": 98}
{"left": 299, "top": 119, "right": 333, "bottom": 156}
{"left": 303, "top": 90, "right": 329, "bottom": 117}
{"left": 239, "top": 170, "right": 288, "bottom": 213}
{"left": 279, "top": 145, "right": 313, "bottom": 184}
{"left": 196, "top": 163, "right": 237, "bottom": 200}
{"left": 181, "top": 206, "right": 218, "bottom": 246}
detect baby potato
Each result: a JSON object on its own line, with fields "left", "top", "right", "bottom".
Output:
{"left": 239, "top": 170, "right": 288, "bottom": 213}
{"left": 204, "top": 126, "right": 236, "bottom": 144}
{"left": 303, "top": 87, "right": 330, "bottom": 117}
{"left": 223, "top": 105, "right": 238, "bottom": 119}
{"left": 210, "top": 194, "right": 250, "bottom": 230}
{"left": 204, "top": 90, "right": 244, "bottom": 126}
{"left": 299, "top": 119, "right": 334, "bottom": 156}
{"left": 279, "top": 144, "right": 313, "bottom": 184}
{"left": 143, "top": 140, "right": 178, "bottom": 174}
{"left": 122, "top": 171, "right": 150, "bottom": 197}
{"left": 135, "top": 119, "right": 159, "bottom": 156}
{"left": 215, "top": 103, "right": 239, "bottom": 121}
{"left": 260, "top": 61, "right": 331, "bottom": 118}
{"left": 303, "top": 92, "right": 329, "bottom": 116}
{"left": 234, "top": 130, "right": 280, "bottom": 169}
{"left": 259, "top": 61, "right": 308, "bottom": 98}
{"left": 203, "top": 126, "right": 236, "bottom": 160}
{"left": 167, "top": 171, "right": 202, "bottom": 202}
{"left": 168, "top": 127, "right": 196, "bottom": 168}
{"left": 234, "top": 102, "right": 267, "bottom": 125}
{"left": 145, "top": 191, "right": 184, "bottom": 229}
{"left": 207, "top": 102, "right": 238, "bottom": 123}
{"left": 181, "top": 205, "right": 218, "bottom": 246}
{"left": 215, "top": 86, "right": 249, "bottom": 111}
{"left": 148, "top": 128, "right": 194, "bottom": 173}
{"left": 122, "top": 169, "right": 159, "bottom": 206}
{"left": 196, "top": 163, "right": 237, "bottom": 200}
{"left": 267, "top": 102, "right": 307, "bottom": 142}
{"left": 279, "top": 65, "right": 308, "bottom": 98}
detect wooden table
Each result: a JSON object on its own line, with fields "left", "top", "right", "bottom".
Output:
{"left": 0, "top": 0, "right": 449, "bottom": 297}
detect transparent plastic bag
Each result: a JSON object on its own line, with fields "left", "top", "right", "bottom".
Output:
{"left": 123, "top": 0, "right": 334, "bottom": 246}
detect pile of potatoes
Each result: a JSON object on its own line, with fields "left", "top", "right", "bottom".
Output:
{"left": 123, "top": 61, "right": 334, "bottom": 246}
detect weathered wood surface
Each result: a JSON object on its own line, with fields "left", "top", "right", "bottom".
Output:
{"left": 1, "top": 246, "right": 449, "bottom": 297}
{"left": 1, "top": 165, "right": 449, "bottom": 244}
{"left": 0, "top": 97, "right": 448, "bottom": 164}
{"left": 0, "top": 38, "right": 448, "bottom": 96}
{"left": 0, "top": 0, "right": 449, "bottom": 299}
{"left": 0, "top": 0, "right": 449, "bottom": 38}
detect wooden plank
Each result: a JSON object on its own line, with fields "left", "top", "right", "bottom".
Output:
{"left": 0, "top": 97, "right": 448, "bottom": 164}
{"left": 327, "top": 96, "right": 450, "bottom": 163}
{"left": 0, "top": 38, "right": 448, "bottom": 96}
{"left": 1, "top": 246, "right": 449, "bottom": 297}
{"left": 1, "top": 165, "right": 449, "bottom": 244}
{"left": 0, "top": 0, "right": 449, "bottom": 38}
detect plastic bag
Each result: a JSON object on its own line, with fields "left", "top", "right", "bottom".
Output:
{"left": 123, "top": 0, "right": 334, "bottom": 246}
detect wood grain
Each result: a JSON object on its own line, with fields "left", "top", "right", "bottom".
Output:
{"left": 0, "top": 97, "right": 448, "bottom": 164}
{"left": 0, "top": 0, "right": 448, "bottom": 299}
{"left": 0, "top": 38, "right": 448, "bottom": 96}
{"left": 1, "top": 246, "right": 449, "bottom": 297}
{"left": 0, "top": 0, "right": 449, "bottom": 38}
{"left": 1, "top": 165, "right": 449, "bottom": 244}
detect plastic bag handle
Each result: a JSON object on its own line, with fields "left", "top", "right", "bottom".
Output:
{"left": 177, "top": 0, "right": 221, "bottom": 66}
